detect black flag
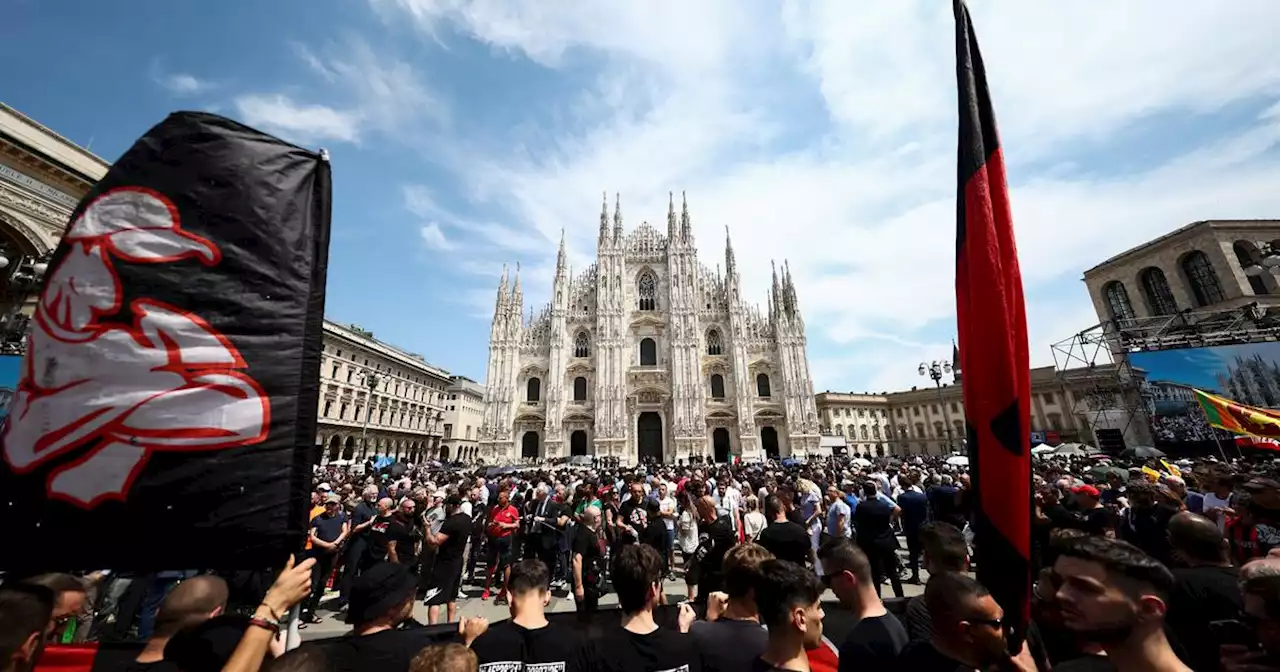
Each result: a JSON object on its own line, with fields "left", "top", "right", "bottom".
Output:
{"left": 0, "top": 112, "right": 331, "bottom": 572}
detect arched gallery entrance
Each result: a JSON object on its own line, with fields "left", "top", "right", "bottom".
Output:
{"left": 439, "top": 444, "right": 451, "bottom": 461}
{"left": 570, "top": 430, "right": 588, "bottom": 456}
{"left": 712, "top": 427, "right": 731, "bottom": 463}
{"left": 327, "top": 435, "right": 341, "bottom": 462}
{"left": 760, "top": 426, "right": 780, "bottom": 460}
{"left": 342, "top": 436, "right": 356, "bottom": 461}
{"left": 522, "top": 431, "right": 540, "bottom": 459}
{"left": 637, "top": 412, "right": 663, "bottom": 463}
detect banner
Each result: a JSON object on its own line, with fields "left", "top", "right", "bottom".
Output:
{"left": 953, "top": 0, "right": 1032, "bottom": 643}
{"left": 0, "top": 112, "right": 331, "bottom": 572}
{"left": 0, "top": 354, "right": 20, "bottom": 421}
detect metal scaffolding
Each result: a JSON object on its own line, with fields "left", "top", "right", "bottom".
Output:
{"left": 1050, "top": 302, "right": 1280, "bottom": 448}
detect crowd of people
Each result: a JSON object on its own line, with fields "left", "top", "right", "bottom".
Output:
{"left": 7, "top": 449, "right": 1280, "bottom": 671}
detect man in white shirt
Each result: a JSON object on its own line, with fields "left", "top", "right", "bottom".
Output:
{"left": 658, "top": 482, "right": 678, "bottom": 572}
{"left": 723, "top": 480, "right": 742, "bottom": 533}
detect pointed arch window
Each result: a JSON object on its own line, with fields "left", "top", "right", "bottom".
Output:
{"left": 526, "top": 377, "right": 541, "bottom": 402}
{"left": 637, "top": 270, "right": 657, "bottom": 311}
{"left": 756, "top": 373, "right": 772, "bottom": 398}
{"left": 706, "top": 329, "right": 723, "bottom": 355}
{"left": 1102, "top": 281, "right": 1135, "bottom": 321}
{"left": 573, "top": 376, "right": 588, "bottom": 401}
{"left": 639, "top": 338, "right": 657, "bottom": 366}
{"left": 574, "top": 331, "right": 590, "bottom": 357}
{"left": 710, "top": 373, "right": 725, "bottom": 399}
{"left": 1139, "top": 267, "right": 1178, "bottom": 316}
{"left": 1180, "top": 250, "right": 1225, "bottom": 307}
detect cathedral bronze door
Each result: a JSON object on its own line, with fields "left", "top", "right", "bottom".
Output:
{"left": 760, "top": 426, "right": 780, "bottom": 460}
{"left": 570, "top": 430, "right": 588, "bottom": 456}
{"left": 521, "top": 431, "right": 540, "bottom": 458}
{"left": 637, "top": 412, "right": 663, "bottom": 463}
{"left": 713, "top": 427, "right": 731, "bottom": 463}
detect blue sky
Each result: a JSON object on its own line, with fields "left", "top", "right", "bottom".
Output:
{"left": 1133, "top": 343, "right": 1280, "bottom": 393}
{"left": 4, "top": 0, "right": 1280, "bottom": 392}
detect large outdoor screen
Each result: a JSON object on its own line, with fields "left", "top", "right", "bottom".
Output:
{"left": 1130, "top": 342, "right": 1280, "bottom": 450}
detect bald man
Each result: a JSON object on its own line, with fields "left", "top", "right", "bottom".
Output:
{"left": 133, "top": 575, "right": 228, "bottom": 667}
{"left": 1165, "top": 511, "right": 1241, "bottom": 672}
{"left": 693, "top": 494, "right": 737, "bottom": 603}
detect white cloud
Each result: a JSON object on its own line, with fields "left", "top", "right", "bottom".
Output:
{"left": 419, "top": 222, "right": 456, "bottom": 250}
{"left": 372, "top": 0, "right": 1280, "bottom": 392}
{"left": 161, "top": 73, "right": 212, "bottom": 95}
{"left": 234, "top": 94, "right": 361, "bottom": 144}
{"left": 232, "top": 36, "right": 445, "bottom": 147}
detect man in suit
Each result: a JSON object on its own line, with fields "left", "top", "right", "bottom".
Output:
{"left": 896, "top": 473, "right": 930, "bottom": 584}
{"left": 529, "top": 485, "right": 568, "bottom": 586}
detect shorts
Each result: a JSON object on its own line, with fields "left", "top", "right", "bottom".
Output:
{"left": 426, "top": 557, "right": 464, "bottom": 606}
{"left": 486, "top": 535, "right": 515, "bottom": 571}
{"left": 681, "top": 549, "right": 701, "bottom": 585}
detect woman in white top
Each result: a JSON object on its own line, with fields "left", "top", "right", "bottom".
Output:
{"left": 676, "top": 490, "right": 701, "bottom": 602}
{"left": 742, "top": 495, "right": 767, "bottom": 541}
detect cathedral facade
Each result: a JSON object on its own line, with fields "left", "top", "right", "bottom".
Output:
{"left": 478, "top": 194, "right": 821, "bottom": 464}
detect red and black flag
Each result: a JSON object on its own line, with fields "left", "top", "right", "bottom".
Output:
{"left": 953, "top": 0, "right": 1032, "bottom": 642}
{"left": 0, "top": 112, "right": 331, "bottom": 572}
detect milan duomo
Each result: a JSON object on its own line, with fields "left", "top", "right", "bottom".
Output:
{"left": 479, "top": 193, "right": 822, "bottom": 465}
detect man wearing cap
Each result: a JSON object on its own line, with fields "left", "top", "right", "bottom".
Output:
{"left": 313, "top": 562, "right": 488, "bottom": 672}
{"left": 303, "top": 493, "right": 350, "bottom": 623}
{"left": 1071, "top": 484, "right": 1115, "bottom": 538}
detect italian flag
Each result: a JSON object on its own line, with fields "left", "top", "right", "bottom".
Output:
{"left": 1194, "top": 389, "right": 1280, "bottom": 440}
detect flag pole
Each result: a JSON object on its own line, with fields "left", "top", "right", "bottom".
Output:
{"left": 1177, "top": 384, "right": 1235, "bottom": 462}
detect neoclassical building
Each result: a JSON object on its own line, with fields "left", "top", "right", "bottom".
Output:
{"left": 440, "top": 375, "right": 485, "bottom": 461}
{"left": 317, "top": 321, "right": 454, "bottom": 464}
{"left": 479, "top": 194, "right": 821, "bottom": 464}
{"left": 0, "top": 104, "right": 110, "bottom": 352}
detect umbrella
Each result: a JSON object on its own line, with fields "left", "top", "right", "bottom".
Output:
{"left": 1088, "top": 465, "right": 1129, "bottom": 481}
{"left": 1051, "top": 443, "right": 1091, "bottom": 457}
{"left": 1031, "top": 444, "right": 1055, "bottom": 455}
{"left": 1120, "top": 446, "right": 1166, "bottom": 460}
{"left": 850, "top": 457, "right": 872, "bottom": 467}
{"left": 945, "top": 455, "right": 969, "bottom": 467}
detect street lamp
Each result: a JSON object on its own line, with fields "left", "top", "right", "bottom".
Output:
{"left": 919, "top": 360, "right": 956, "bottom": 453}
{"left": 356, "top": 369, "right": 381, "bottom": 458}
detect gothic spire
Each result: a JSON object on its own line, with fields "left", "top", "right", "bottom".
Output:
{"left": 512, "top": 261, "right": 523, "bottom": 304}
{"left": 667, "top": 191, "right": 677, "bottom": 240}
{"left": 556, "top": 228, "right": 567, "bottom": 273}
{"left": 724, "top": 225, "right": 736, "bottom": 277}
{"left": 599, "top": 191, "right": 609, "bottom": 244}
{"left": 783, "top": 259, "right": 797, "bottom": 313}
{"left": 771, "top": 260, "right": 780, "bottom": 310}
{"left": 680, "top": 191, "right": 691, "bottom": 239}
{"left": 612, "top": 192, "right": 623, "bottom": 240}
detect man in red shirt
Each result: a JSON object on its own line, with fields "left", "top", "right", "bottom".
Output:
{"left": 483, "top": 488, "right": 522, "bottom": 602}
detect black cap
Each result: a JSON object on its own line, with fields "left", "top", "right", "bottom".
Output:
{"left": 348, "top": 562, "right": 416, "bottom": 625}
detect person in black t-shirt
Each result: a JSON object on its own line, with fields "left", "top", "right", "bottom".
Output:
{"left": 576, "top": 544, "right": 702, "bottom": 672}
{"left": 471, "top": 558, "right": 583, "bottom": 672}
{"left": 304, "top": 494, "right": 350, "bottom": 623}
{"left": 308, "top": 562, "right": 488, "bottom": 672}
{"left": 615, "top": 481, "right": 648, "bottom": 549}
{"left": 897, "top": 572, "right": 1029, "bottom": 671}
{"left": 367, "top": 498, "right": 396, "bottom": 563}
{"left": 853, "top": 481, "right": 903, "bottom": 599}
{"left": 424, "top": 495, "right": 473, "bottom": 624}
{"left": 751, "top": 559, "right": 825, "bottom": 672}
{"left": 1164, "top": 512, "right": 1242, "bottom": 672}
{"left": 757, "top": 495, "right": 812, "bottom": 568}
{"left": 571, "top": 505, "right": 608, "bottom": 618}
{"left": 640, "top": 499, "right": 669, "bottom": 577}
{"left": 386, "top": 499, "right": 421, "bottom": 567}
{"left": 689, "top": 543, "right": 771, "bottom": 672}
{"left": 339, "top": 485, "right": 381, "bottom": 608}
{"left": 126, "top": 575, "right": 228, "bottom": 672}
{"left": 694, "top": 495, "right": 736, "bottom": 603}
{"left": 816, "top": 537, "right": 907, "bottom": 671}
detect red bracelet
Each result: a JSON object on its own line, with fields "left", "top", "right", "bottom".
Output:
{"left": 248, "top": 617, "right": 281, "bottom": 635}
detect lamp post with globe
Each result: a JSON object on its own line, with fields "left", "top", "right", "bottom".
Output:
{"left": 919, "top": 360, "right": 957, "bottom": 453}
{"left": 356, "top": 369, "right": 381, "bottom": 459}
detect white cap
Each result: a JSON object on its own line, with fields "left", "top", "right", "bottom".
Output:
{"left": 317, "top": 482, "right": 332, "bottom": 491}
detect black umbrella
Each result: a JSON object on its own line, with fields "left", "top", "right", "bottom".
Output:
{"left": 1119, "top": 445, "right": 1166, "bottom": 460}
{"left": 378, "top": 462, "right": 409, "bottom": 479}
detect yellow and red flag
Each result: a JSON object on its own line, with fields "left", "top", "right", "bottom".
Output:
{"left": 1194, "top": 389, "right": 1280, "bottom": 439}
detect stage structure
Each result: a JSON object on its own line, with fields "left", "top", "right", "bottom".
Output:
{"left": 1050, "top": 302, "right": 1280, "bottom": 453}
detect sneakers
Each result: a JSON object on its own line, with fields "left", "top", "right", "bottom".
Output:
{"left": 481, "top": 589, "right": 491, "bottom": 601}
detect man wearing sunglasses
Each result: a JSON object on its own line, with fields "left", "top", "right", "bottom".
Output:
{"left": 897, "top": 572, "right": 1033, "bottom": 671}
{"left": 20, "top": 574, "right": 86, "bottom": 644}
